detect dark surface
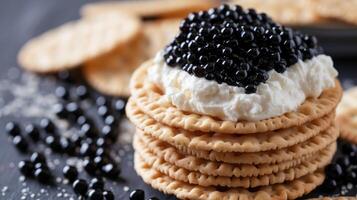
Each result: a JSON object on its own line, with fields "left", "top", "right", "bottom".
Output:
{"left": 0, "top": 1, "right": 357, "bottom": 200}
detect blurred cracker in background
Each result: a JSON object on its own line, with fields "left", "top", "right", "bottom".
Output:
{"left": 81, "top": 0, "right": 219, "bottom": 19}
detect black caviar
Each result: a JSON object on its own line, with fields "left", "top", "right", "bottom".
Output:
{"left": 163, "top": 4, "right": 322, "bottom": 93}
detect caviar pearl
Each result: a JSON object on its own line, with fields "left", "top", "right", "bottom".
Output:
{"left": 129, "top": 189, "right": 145, "bottom": 200}
{"left": 87, "top": 189, "right": 104, "bottom": 200}
{"left": 24, "top": 124, "right": 40, "bottom": 141}
{"left": 72, "top": 179, "right": 89, "bottom": 196}
{"left": 5, "top": 122, "right": 21, "bottom": 137}
{"left": 83, "top": 158, "right": 98, "bottom": 176}
{"left": 39, "top": 118, "right": 56, "bottom": 134}
{"left": 89, "top": 178, "right": 105, "bottom": 190}
{"left": 101, "top": 163, "right": 120, "bottom": 178}
{"left": 163, "top": 4, "right": 322, "bottom": 94}
{"left": 63, "top": 165, "right": 78, "bottom": 182}
{"left": 103, "top": 190, "right": 115, "bottom": 200}
{"left": 30, "top": 152, "right": 46, "bottom": 164}
{"left": 34, "top": 168, "right": 53, "bottom": 184}
{"left": 12, "top": 136, "right": 29, "bottom": 152}
{"left": 18, "top": 160, "right": 34, "bottom": 177}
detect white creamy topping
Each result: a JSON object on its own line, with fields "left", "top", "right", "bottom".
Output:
{"left": 149, "top": 53, "right": 338, "bottom": 121}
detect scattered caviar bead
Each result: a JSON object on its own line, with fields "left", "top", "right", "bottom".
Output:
{"left": 83, "top": 158, "right": 98, "bottom": 176}
{"left": 80, "top": 142, "right": 97, "bottom": 157}
{"left": 94, "top": 156, "right": 110, "bottom": 167}
{"left": 6, "top": 122, "right": 21, "bottom": 137}
{"left": 18, "top": 160, "right": 34, "bottom": 177}
{"left": 53, "top": 104, "right": 68, "bottom": 119}
{"left": 80, "top": 123, "right": 98, "bottom": 138}
{"left": 101, "top": 163, "right": 120, "bottom": 178}
{"left": 104, "top": 115, "right": 117, "bottom": 127}
{"left": 45, "top": 135, "right": 62, "bottom": 152}
{"left": 87, "top": 189, "right": 104, "bottom": 200}
{"left": 72, "top": 179, "right": 89, "bottom": 196}
{"left": 60, "top": 137, "right": 76, "bottom": 155}
{"left": 89, "top": 177, "right": 105, "bottom": 190}
{"left": 75, "top": 85, "right": 89, "bottom": 100}
{"left": 34, "top": 168, "right": 53, "bottom": 184}
{"left": 66, "top": 102, "right": 83, "bottom": 120}
{"left": 55, "top": 86, "right": 69, "bottom": 100}
{"left": 34, "top": 162, "right": 49, "bottom": 170}
{"left": 12, "top": 136, "right": 28, "bottom": 152}
{"left": 97, "top": 105, "right": 110, "bottom": 118}
{"left": 30, "top": 152, "right": 46, "bottom": 164}
{"left": 63, "top": 165, "right": 78, "bottom": 182}
{"left": 96, "top": 137, "right": 110, "bottom": 147}
{"left": 39, "top": 118, "right": 56, "bottom": 134}
{"left": 129, "top": 189, "right": 145, "bottom": 200}
{"left": 101, "top": 126, "right": 118, "bottom": 142}
{"left": 113, "top": 98, "right": 127, "bottom": 113}
{"left": 103, "top": 190, "right": 115, "bottom": 200}
{"left": 96, "top": 96, "right": 109, "bottom": 107}
{"left": 163, "top": 4, "right": 322, "bottom": 93}
{"left": 24, "top": 124, "right": 40, "bottom": 142}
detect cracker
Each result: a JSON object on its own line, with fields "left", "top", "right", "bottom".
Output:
{"left": 134, "top": 153, "right": 325, "bottom": 200}
{"left": 127, "top": 99, "right": 335, "bottom": 152}
{"left": 82, "top": 35, "right": 147, "bottom": 97}
{"left": 316, "top": 0, "right": 357, "bottom": 25}
{"left": 18, "top": 12, "right": 141, "bottom": 73}
{"left": 134, "top": 134, "right": 314, "bottom": 178}
{"left": 81, "top": 0, "right": 219, "bottom": 19}
{"left": 228, "top": 0, "right": 320, "bottom": 25}
{"left": 143, "top": 19, "right": 180, "bottom": 58}
{"left": 137, "top": 125, "right": 338, "bottom": 164}
{"left": 337, "top": 87, "right": 357, "bottom": 143}
{"left": 133, "top": 136, "right": 336, "bottom": 181}
{"left": 130, "top": 61, "right": 342, "bottom": 134}
{"left": 135, "top": 142, "right": 333, "bottom": 188}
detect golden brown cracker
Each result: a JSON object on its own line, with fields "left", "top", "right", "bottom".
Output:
{"left": 81, "top": 0, "right": 219, "bottom": 19}
{"left": 18, "top": 12, "right": 141, "bottom": 73}
{"left": 137, "top": 126, "right": 338, "bottom": 165}
{"left": 127, "top": 99, "right": 335, "bottom": 152}
{"left": 135, "top": 143, "right": 334, "bottom": 188}
{"left": 229, "top": 0, "right": 320, "bottom": 25}
{"left": 133, "top": 134, "right": 311, "bottom": 178}
{"left": 134, "top": 153, "right": 325, "bottom": 200}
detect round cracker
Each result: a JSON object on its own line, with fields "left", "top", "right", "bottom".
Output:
{"left": 127, "top": 99, "right": 335, "bottom": 153}
{"left": 130, "top": 60, "right": 342, "bottom": 134}
{"left": 143, "top": 19, "right": 180, "bottom": 58}
{"left": 337, "top": 87, "right": 357, "bottom": 143}
{"left": 135, "top": 142, "right": 334, "bottom": 188}
{"left": 81, "top": 0, "right": 219, "bottom": 19}
{"left": 133, "top": 134, "right": 334, "bottom": 178}
{"left": 134, "top": 153, "right": 325, "bottom": 200}
{"left": 18, "top": 12, "right": 141, "bottom": 73}
{"left": 137, "top": 126, "right": 338, "bottom": 165}
{"left": 316, "top": 0, "right": 357, "bottom": 25}
{"left": 228, "top": 0, "right": 321, "bottom": 25}
{"left": 82, "top": 36, "right": 147, "bottom": 97}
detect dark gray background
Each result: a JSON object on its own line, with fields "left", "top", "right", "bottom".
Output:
{"left": 0, "top": 0, "right": 357, "bottom": 199}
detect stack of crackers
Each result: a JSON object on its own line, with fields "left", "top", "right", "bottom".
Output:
{"left": 127, "top": 61, "right": 343, "bottom": 199}
{"left": 17, "top": 0, "right": 218, "bottom": 97}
